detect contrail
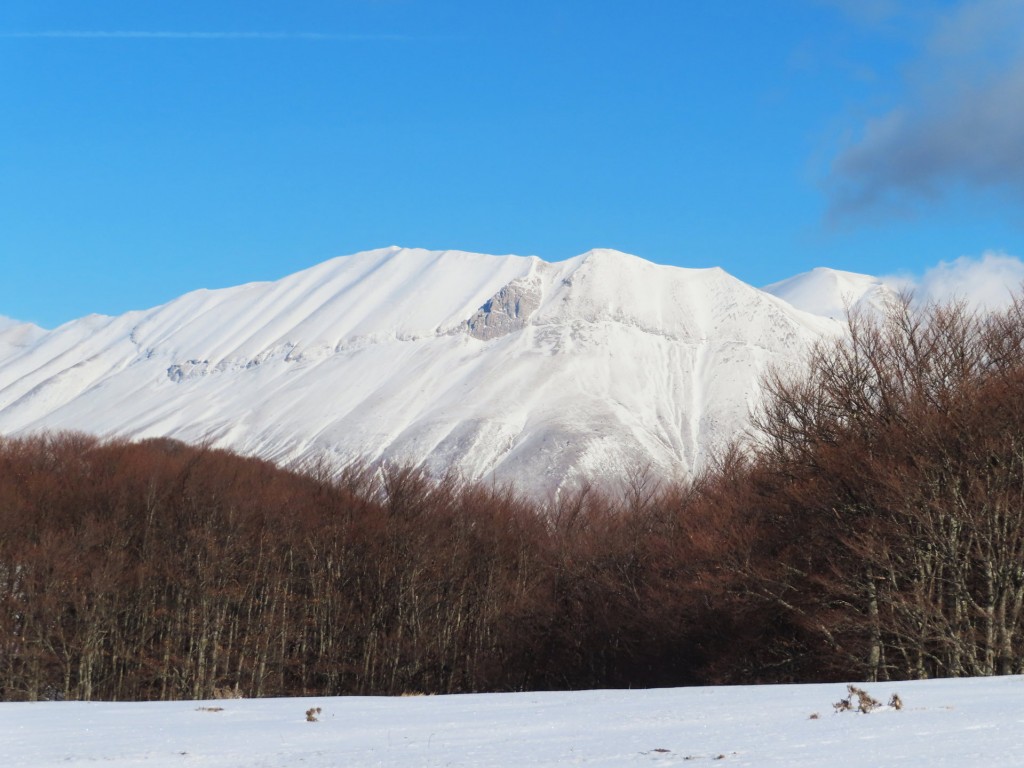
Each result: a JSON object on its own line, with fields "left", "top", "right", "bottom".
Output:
{"left": 0, "top": 30, "right": 408, "bottom": 41}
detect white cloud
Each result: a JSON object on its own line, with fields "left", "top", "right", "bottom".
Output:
{"left": 812, "top": 0, "right": 903, "bottom": 25}
{"left": 0, "top": 30, "right": 407, "bottom": 41}
{"left": 883, "top": 251, "right": 1024, "bottom": 310}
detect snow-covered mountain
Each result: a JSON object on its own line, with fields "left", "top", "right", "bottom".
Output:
{"left": 763, "top": 267, "right": 894, "bottom": 320}
{"left": 0, "top": 316, "right": 45, "bottom": 364}
{"left": 0, "top": 248, "right": 887, "bottom": 494}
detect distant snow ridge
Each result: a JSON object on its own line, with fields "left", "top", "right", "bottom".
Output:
{"left": 0, "top": 317, "right": 46, "bottom": 367}
{"left": 763, "top": 267, "right": 894, "bottom": 321}
{"left": 0, "top": 248, "right": 888, "bottom": 495}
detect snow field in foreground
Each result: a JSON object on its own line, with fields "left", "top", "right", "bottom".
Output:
{"left": 4, "top": 676, "right": 1024, "bottom": 767}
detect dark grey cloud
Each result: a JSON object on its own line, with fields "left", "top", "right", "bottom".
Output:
{"left": 827, "top": 0, "right": 1024, "bottom": 220}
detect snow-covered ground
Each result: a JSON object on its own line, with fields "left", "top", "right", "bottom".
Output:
{"left": 4, "top": 677, "right": 1022, "bottom": 767}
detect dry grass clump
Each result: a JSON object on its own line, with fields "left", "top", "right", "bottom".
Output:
{"left": 834, "top": 685, "right": 881, "bottom": 714}
{"left": 833, "top": 685, "right": 903, "bottom": 714}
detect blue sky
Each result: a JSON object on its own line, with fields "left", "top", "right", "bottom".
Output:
{"left": 3, "top": 0, "right": 1024, "bottom": 328}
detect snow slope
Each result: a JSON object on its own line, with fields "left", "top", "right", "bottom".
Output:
{"left": 4, "top": 676, "right": 1023, "bottom": 767}
{"left": 0, "top": 248, "right": 867, "bottom": 494}
{"left": 763, "top": 267, "right": 894, "bottom": 321}
{"left": 0, "top": 317, "right": 45, "bottom": 366}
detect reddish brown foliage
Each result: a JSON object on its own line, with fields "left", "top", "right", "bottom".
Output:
{"left": 0, "top": 435, "right": 720, "bottom": 700}
{"left": 5, "top": 297, "right": 1024, "bottom": 700}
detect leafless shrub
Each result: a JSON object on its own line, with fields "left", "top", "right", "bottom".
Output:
{"left": 834, "top": 685, "right": 881, "bottom": 714}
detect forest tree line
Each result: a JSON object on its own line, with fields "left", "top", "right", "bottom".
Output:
{"left": 3, "top": 296, "right": 1024, "bottom": 700}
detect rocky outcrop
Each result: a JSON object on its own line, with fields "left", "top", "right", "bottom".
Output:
{"left": 465, "top": 276, "right": 542, "bottom": 340}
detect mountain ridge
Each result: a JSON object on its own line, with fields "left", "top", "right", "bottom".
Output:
{"left": 0, "top": 248, "right": 888, "bottom": 494}
{"left": 763, "top": 266, "right": 894, "bottom": 320}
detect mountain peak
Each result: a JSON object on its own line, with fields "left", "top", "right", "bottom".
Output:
{"left": 0, "top": 247, "right": 869, "bottom": 495}
{"left": 762, "top": 267, "right": 895, "bottom": 321}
